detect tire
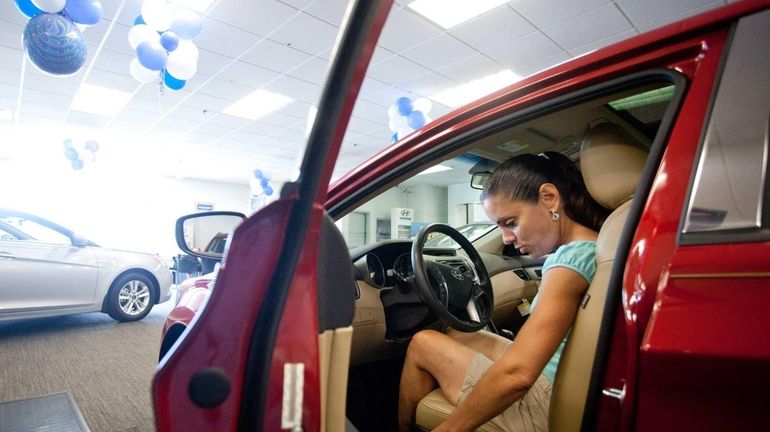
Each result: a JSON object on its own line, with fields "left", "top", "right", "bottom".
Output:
{"left": 106, "top": 272, "right": 156, "bottom": 322}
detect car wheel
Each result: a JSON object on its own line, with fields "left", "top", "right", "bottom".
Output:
{"left": 106, "top": 272, "right": 156, "bottom": 322}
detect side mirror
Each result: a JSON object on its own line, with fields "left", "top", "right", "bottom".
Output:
{"left": 175, "top": 211, "right": 246, "bottom": 262}
{"left": 470, "top": 172, "right": 490, "bottom": 190}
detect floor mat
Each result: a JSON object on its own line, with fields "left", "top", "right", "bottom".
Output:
{"left": 0, "top": 391, "right": 90, "bottom": 432}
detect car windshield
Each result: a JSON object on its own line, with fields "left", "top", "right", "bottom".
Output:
{"left": 424, "top": 223, "right": 496, "bottom": 248}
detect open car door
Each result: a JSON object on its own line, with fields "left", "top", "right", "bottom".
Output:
{"left": 152, "top": 1, "right": 392, "bottom": 431}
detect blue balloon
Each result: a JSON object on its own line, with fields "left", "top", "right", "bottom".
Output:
{"left": 71, "top": 159, "right": 84, "bottom": 170}
{"left": 260, "top": 177, "right": 269, "bottom": 188}
{"left": 24, "top": 14, "right": 87, "bottom": 76}
{"left": 263, "top": 186, "right": 273, "bottom": 196}
{"left": 134, "top": 15, "right": 145, "bottom": 26}
{"left": 65, "top": 147, "right": 79, "bottom": 160}
{"left": 396, "top": 97, "right": 413, "bottom": 116}
{"left": 15, "top": 0, "right": 43, "bottom": 18}
{"left": 253, "top": 169, "right": 263, "bottom": 179}
{"left": 136, "top": 40, "right": 168, "bottom": 71}
{"left": 63, "top": 0, "right": 103, "bottom": 25}
{"left": 407, "top": 110, "right": 426, "bottom": 129}
{"left": 85, "top": 140, "right": 99, "bottom": 152}
{"left": 163, "top": 70, "right": 185, "bottom": 90}
{"left": 391, "top": 132, "right": 398, "bottom": 143}
{"left": 160, "top": 31, "right": 179, "bottom": 52}
{"left": 63, "top": 138, "right": 73, "bottom": 149}
{"left": 170, "top": 11, "right": 202, "bottom": 40}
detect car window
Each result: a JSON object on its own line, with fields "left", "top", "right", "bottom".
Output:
{"left": 0, "top": 216, "right": 71, "bottom": 245}
{"left": 424, "top": 222, "right": 496, "bottom": 248}
{"left": 683, "top": 10, "right": 770, "bottom": 236}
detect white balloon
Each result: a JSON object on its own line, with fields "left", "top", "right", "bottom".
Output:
{"left": 398, "top": 126, "right": 414, "bottom": 139}
{"left": 31, "top": 0, "right": 65, "bottom": 13}
{"left": 128, "top": 25, "right": 159, "bottom": 50}
{"left": 142, "top": 0, "right": 173, "bottom": 32}
{"left": 175, "top": 40, "right": 199, "bottom": 61}
{"left": 129, "top": 57, "right": 159, "bottom": 83}
{"left": 413, "top": 98, "right": 433, "bottom": 115}
{"left": 387, "top": 104, "right": 399, "bottom": 120}
{"left": 166, "top": 50, "right": 197, "bottom": 80}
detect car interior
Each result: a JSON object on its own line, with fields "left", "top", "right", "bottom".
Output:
{"left": 324, "top": 79, "right": 677, "bottom": 431}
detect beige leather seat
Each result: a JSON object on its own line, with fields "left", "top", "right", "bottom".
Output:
{"left": 415, "top": 122, "right": 648, "bottom": 431}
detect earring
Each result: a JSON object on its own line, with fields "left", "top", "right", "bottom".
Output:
{"left": 551, "top": 211, "right": 560, "bottom": 221}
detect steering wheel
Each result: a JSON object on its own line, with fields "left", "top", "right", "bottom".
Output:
{"left": 412, "top": 223, "right": 494, "bottom": 332}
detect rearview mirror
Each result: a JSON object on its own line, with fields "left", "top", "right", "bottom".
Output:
{"left": 470, "top": 172, "right": 490, "bottom": 190}
{"left": 175, "top": 211, "right": 246, "bottom": 261}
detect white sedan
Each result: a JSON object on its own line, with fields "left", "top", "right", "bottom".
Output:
{"left": 0, "top": 208, "right": 172, "bottom": 322}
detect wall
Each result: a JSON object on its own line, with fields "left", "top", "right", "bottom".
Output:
{"left": 447, "top": 182, "right": 489, "bottom": 226}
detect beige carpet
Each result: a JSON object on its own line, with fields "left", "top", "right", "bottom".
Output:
{"left": 0, "top": 300, "right": 174, "bottom": 432}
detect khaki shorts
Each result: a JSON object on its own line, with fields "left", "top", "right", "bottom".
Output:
{"left": 457, "top": 353, "right": 551, "bottom": 432}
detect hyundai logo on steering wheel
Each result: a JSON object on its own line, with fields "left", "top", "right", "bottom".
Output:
{"left": 450, "top": 269, "right": 464, "bottom": 280}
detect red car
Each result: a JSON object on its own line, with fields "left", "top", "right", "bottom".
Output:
{"left": 153, "top": 1, "right": 770, "bottom": 431}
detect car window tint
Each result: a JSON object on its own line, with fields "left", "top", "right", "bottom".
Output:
{"left": 683, "top": 10, "right": 770, "bottom": 234}
{"left": 0, "top": 217, "right": 71, "bottom": 245}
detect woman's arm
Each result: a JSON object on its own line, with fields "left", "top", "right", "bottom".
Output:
{"left": 435, "top": 266, "right": 589, "bottom": 432}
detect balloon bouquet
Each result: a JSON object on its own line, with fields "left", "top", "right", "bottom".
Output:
{"left": 387, "top": 97, "right": 433, "bottom": 143}
{"left": 128, "top": 0, "right": 203, "bottom": 91}
{"left": 15, "top": 0, "right": 104, "bottom": 76}
{"left": 249, "top": 169, "right": 274, "bottom": 197}
{"left": 63, "top": 138, "right": 99, "bottom": 171}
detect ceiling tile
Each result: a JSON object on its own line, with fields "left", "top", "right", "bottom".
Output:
{"left": 0, "top": 46, "right": 22, "bottom": 70}
{"left": 367, "top": 55, "right": 432, "bottom": 86}
{"left": 197, "top": 78, "right": 252, "bottom": 102}
{"left": 241, "top": 39, "right": 313, "bottom": 73}
{"left": 617, "top": 0, "right": 721, "bottom": 29}
{"left": 184, "top": 92, "right": 233, "bottom": 112}
{"left": 204, "top": 113, "right": 252, "bottom": 129}
{"left": 286, "top": 57, "right": 329, "bottom": 85}
{"left": 543, "top": 4, "right": 633, "bottom": 51}
{"left": 378, "top": 8, "right": 442, "bottom": 53}
{"left": 0, "top": 20, "right": 24, "bottom": 49}
{"left": 516, "top": 52, "right": 572, "bottom": 77}
{"left": 263, "top": 75, "right": 320, "bottom": 100}
{"left": 207, "top": 0, "right": 298, "bottom": 37}
{"left": 436, "top": 53, "right": 503, "bottom": 83}
{"left": 399, "top": 72, "right": 457, "bottom": 98}
{"left": 92, "top": 48, "right": 136, "bottom": 77}
{"left": 302, "top": 0, "right": 350, "bottom": 28}
{"left": 568, "top": 30, "right": 638, "bottom": 57}
{"left": 514, "top": 0, "right": 612, "bottom": 28}
{"left": 450, "top": 6, "right": 536, "bottom": 51}
{"left": 400, "top": 34, "right": 478, "bottom": 70}
{"left": 269, "top": 13, "right": 338, "bottom": 55}
{"left": 351, "top": 99, "right": 388, "bottom": 122}
{"left": 216, "top": 60, "right": 281, "bottom": 89}
{"left": 486, "top": 31, "right": 564, "bottom": 72}
{"left": 88, "top": 68, "right": 140, "bottom": 92}
{"left": 194, "top": 17, "right": 264, "bottom": 59}
{"left": 195, "top": 49, "right": 238, "bottom": 77}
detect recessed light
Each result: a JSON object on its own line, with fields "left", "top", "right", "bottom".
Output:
{"left": 222, "top": 89, "right": 294, "bottom": 121}
{"left": 408, "top": 0, "right": 510, "bottom": 29}
{"left": 71, "top": 84, "right": 134, "bottom": 117}
{"left": 169, "top": 0, "right": 215, "bottom": 13}
{"left": 430, "top": 70, "right": 521, "bottom": 107}
{"left": 417, "top": 164, "right": 452, "bottom": 175}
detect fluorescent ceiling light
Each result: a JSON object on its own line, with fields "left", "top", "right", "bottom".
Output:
{"left": 418, "top": 164, "right": 452, "bottom": 176}
{"left": 408, "top": 0, "right": 509, "bottom": 29}
{"left": 430, "top": 70, "right": 521, "bottom": 107}
{"left": 169, "top": 0, "right": 215, "bottom": 13}
{"left": 71, "top": 84, "right": 133, "bottom": 117}
{"left": 222, "top": 89, "right": 294, "bottom": 121}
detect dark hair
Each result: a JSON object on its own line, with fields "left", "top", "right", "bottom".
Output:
{"left": 481, "top": 151, "right": 609, "bottom": 232}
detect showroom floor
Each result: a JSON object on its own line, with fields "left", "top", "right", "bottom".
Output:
{"left": 0, "top": 299, "right": 174, "bottom": 432}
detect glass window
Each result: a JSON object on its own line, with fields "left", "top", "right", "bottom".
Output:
{"left": 0, "top": 216, "right": 71, "bottom": 245}
{"left": 683, "top": 10, "right": 770, "bottom": 233}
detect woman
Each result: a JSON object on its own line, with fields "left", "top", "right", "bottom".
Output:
{"left": 398, "top": 151, "right": 609, "bottom": 432}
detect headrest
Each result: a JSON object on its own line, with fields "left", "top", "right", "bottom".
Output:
{"left": 580, "top": 122, "right": 648, "bottom": 209}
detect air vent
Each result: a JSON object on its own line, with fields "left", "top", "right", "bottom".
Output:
{"left": 512, "top": 269, "right": 529, "bottom": 280}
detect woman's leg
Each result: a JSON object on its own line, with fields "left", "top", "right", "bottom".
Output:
{"left": 397, "top": 329, "right": 478, "bottom": 432}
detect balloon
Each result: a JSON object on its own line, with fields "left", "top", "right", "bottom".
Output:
{"left": 24, "top": 14, "right": 87, "bottom": 76}
{"left": 128, "top": 24, "right": 158, "bottom": 50}
{"left": 136, "top": 40, "right": 168, "bottom": 71}
{"left": 160, "top": 31, "right": 179, "bottom": 52}
{"left": 129, "top": 57, "right": 159, "bottom": 82}
{"left": 162, "top": 70, "right": 185, "bottom": 90}
{"left": 170, "top": 10, "right": 202, "bottom": 40}
{"left": 141, "top": 0, "right": 172, "bottom": 32}
{"left": 253, "top": 169, "right": 263, "bottom": 179}
{"left": 260, "top": 177, "right": 269, "bottom": 188}
{"left": 397, "top": 125, "right": 414, "bottom": 139}
{"left": 31, "top": 0, "right": 65, "bottom": 13}
{"left": 133, "top": 15, "right": 145, "bottom": 26}
{"left": 388, "top": 113, "right": 407, "bottom": 132}
{"left": 64, "top": 147, "right": 78, "bottom": 160}
{"left": 391, "top": 133, "right": 398, "bottom": 143}
{"left": 165, "top": 49, "right": 196, "bottom": 79}
{"left": 413, "top": 98, "right": 432, "bottom": 115}
{"left": 174, "top": 39, "right": 199, "bottom": 60}
{"left": 71, "top": 158, "right": 84, "bottom": 170}
{"left": 407, "top": 110, "right": 426, "bottom": 129}
{"left": 63, "top": 0, "right": 103, "bottom": 25}
{"left": 63, "top": 138, "right": 73, "bottom": 148}
{"left": 387, "top": 104, "right": 399, "bottom": 120}
{"left": 15, "top": 0, "right": 43, "bottom": 18}
{"left": 395, "top": 97, "right": 413, "bottom": 116}
{"left": 264, "top": 186, "right": 273, "bottom": 196}
{"left": 85, "top": 140, "right": 99, "bottom": 152}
